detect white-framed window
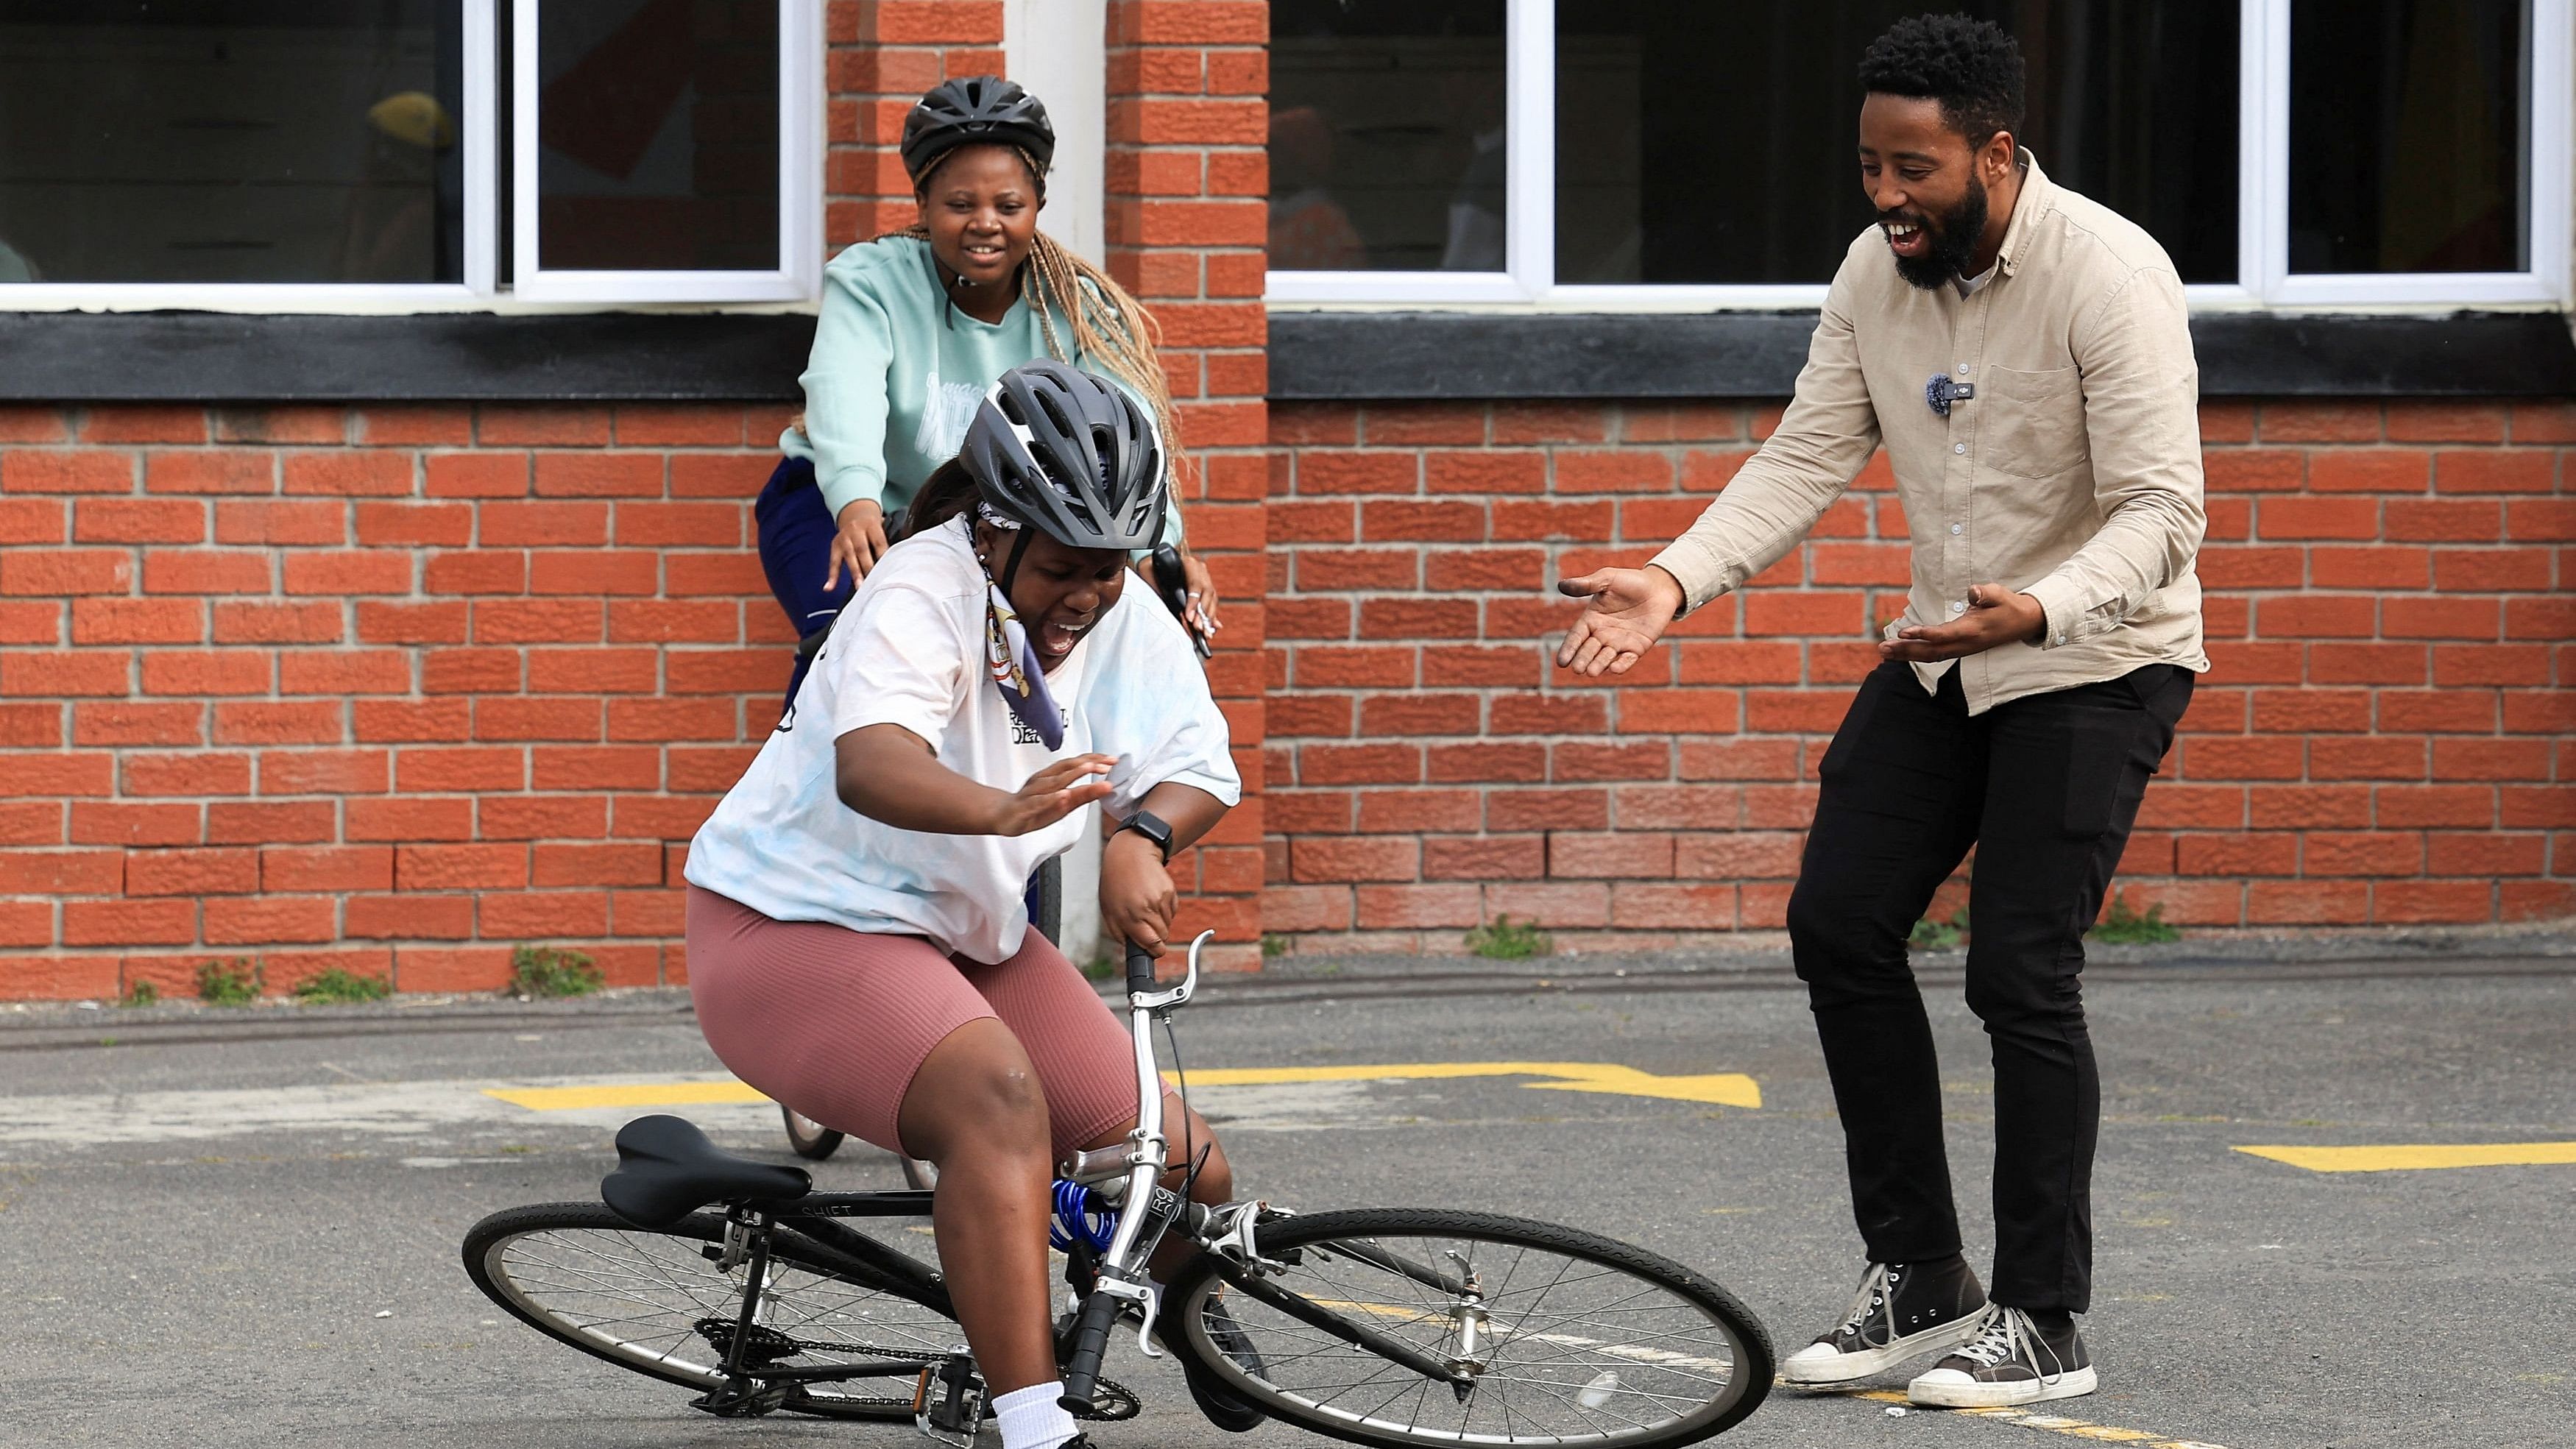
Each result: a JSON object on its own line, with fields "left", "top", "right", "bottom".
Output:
{"left": 0, "top": 0, "right": 821, "bottom": 313}
{"left": 1265, "top": 0, "right": 2572, "bottom": 312}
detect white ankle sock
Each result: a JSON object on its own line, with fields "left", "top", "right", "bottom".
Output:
{"left": 991, "top": 1381, "right": 1079, "bottom": 1449}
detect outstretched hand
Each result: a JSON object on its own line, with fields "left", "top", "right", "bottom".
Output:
{"left": 1554, "top": 566, "right": 1686, "bottom": 677}
{"left": 1880, "top": 583, "right": 2047, "bottom": 662}
{"left": 988, "top": 754, "right": 1115, "bottom": 837}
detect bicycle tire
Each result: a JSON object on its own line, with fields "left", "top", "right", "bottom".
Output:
{"left": 780, "top": 1105, "right": 846, "bottom": 1161}
{"left": 1161, "top": 1207, "right": 1774, "bottom": 1449}
{"left": 462, "top": 1202, "right": 955, "bottom": 1421}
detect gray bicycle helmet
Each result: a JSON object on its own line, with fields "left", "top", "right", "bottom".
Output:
{"left": 962, "top": 361, "right": 1167, "bottom": 564}
{"left": 902, "top": 76, "right": 1055, "bottom": 185}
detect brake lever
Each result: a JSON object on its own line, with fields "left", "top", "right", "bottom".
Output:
{"left": 1131, "top": 929, "right": 1213, "bottom": 1012}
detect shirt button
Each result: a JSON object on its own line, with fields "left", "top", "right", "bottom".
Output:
{"left": 1950, "top": 523, "right": 1963, "bottom": 535}
{"left": 1953, "top": 443, "right": 1967, "bottom": 454}
{"left": 1956, "top": 364, "right": 1970, "bottom": 376}
{"left": 1948, "top": 600, "right": 1967, "bottom": 615}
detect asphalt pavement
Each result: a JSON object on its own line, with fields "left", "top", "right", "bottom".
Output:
{"left": 1, "top": 946, "right": 2571, "bottom": 1449}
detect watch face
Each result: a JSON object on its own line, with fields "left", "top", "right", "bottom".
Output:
{"left": 1128, "top": 812, "right": 1172, "bottom": 857}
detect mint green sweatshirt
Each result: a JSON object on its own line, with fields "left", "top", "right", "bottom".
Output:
{"left": 779, "top": 235, "right": 1183, "bottom": 543}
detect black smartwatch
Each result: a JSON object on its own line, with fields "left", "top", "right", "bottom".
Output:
{"left": 1113, "top": 809, "right": 1174, "bottom": 862}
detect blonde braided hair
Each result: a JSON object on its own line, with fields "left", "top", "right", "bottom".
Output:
{"left": 884, "top": 146, "right": 1185, "bottom": 478}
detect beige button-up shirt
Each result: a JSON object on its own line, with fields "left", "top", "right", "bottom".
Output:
{"left": 1650, "top": 154, "right": 2208, "bottom": 715}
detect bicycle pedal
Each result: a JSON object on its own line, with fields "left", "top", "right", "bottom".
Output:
{"left": 687, "top": 1379, "right": 793, "bottom": 1417}
{"left": 912, "top": 1354, "right": 986, "bottom": 1447}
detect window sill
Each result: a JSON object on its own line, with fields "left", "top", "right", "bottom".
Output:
{"left": 1268, "top": 310, "right": 2576, "bottom": 400}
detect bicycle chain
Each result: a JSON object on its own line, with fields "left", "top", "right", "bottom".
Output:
{"left": 686, "top": 1318, "right": 1138, "bottom": 1422}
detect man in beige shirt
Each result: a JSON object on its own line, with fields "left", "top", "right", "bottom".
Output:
{"left": 1557, "top": 15, "right": 2203, "bottom": 1412}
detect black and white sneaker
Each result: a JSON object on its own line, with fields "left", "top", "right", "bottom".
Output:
{"left": 1907, "top": 1305, "right": 2096, "bottom": 1408}
{"left": 1777, "top": 1258, "right": 1986, "bottom": 1385}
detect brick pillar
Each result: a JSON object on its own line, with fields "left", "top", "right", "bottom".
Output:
{"left": 827, "top": 1, "right": 1008, "bottom": 246}
{"left": 1105, "top": 0, "right": 1268, "bottom": 968}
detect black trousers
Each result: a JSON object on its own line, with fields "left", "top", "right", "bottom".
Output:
{"left": 1786, "top": 659, "right": 2192, "bottom": 1314}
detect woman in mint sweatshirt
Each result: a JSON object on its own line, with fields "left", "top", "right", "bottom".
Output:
{"left": 757, "top": 77, "right": 1218, "bottom": 703}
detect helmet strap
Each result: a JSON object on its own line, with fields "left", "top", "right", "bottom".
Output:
{"left": 995, "top": 522, "right": 1036, "bottom": 599}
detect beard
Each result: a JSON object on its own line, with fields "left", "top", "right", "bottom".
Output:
{"left": 1883, "top": 182, "right": 1989, "bottom": 291}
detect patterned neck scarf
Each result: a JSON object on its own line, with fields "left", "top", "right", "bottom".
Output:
{"left": 975, "top": 509, "right": 1065, "bottom": 749}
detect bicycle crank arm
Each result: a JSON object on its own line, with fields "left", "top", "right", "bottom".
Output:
{"left": 1203, "top": 1256, "right": 1475, "bottom": 1391}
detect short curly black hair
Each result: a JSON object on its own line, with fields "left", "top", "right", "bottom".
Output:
{"left": 1858, "top": 13, "right": 2025, "bottom": 151}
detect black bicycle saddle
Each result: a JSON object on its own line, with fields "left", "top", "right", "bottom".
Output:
{"left": 601, "top": 1113, "right": 813, "bottom": 1229}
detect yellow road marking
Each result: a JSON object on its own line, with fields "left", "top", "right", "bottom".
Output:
{"left": 2233, "top": 1141, "right": 2576, "bottom": 1173}
{"left": 486, "top": 1080, "right": 769, "bottom": 1110}
{"left": 1851, "top": 1389, "right": 2225, "bottom": 1448}
{"left": 1170, "top": 1062, "right": 1761, "bottom": 1109}
{"left": 485, "top": 1063, "right": 1762, "bottom": 1113}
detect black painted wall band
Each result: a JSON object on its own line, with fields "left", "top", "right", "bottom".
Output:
{"left": 0, "top": 307, "right": 2567, "bottom": 403}
{"left": 1267, "top": 311, "right": 2576, "bottom": 400}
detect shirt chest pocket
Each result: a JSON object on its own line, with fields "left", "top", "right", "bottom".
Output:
{"left": 1978, "top": 364, "right": 2087, "bottom": 478}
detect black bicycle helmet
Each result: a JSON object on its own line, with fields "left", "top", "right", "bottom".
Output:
{"left": 901, "top": 76, "right": 1055, "bottom": 187}
{"left": 962, "top": 361, "right": 1167, "bottom": 560}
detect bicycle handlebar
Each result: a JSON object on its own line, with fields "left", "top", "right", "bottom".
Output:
{"left": 1125, "top": 938, "right": 1159, "bottom": 996}
{"left": 1056, "top": 1289, "right": 1124, "bottom": 1413}
{"left": 1149, "top": 544, "right": 1212, "bottom": 660}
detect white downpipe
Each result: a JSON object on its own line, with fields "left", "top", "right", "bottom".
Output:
{"left": 1002, "top": 0, "right": 1108, "bottom": 268}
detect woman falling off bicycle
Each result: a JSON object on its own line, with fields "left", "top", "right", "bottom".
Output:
{"left": 681, "top": 361, "right": 1245, "bottom": 1449}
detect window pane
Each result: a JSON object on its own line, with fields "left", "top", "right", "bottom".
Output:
{"left": 1268, "top": 0, "right": 1506, "bottom": 272}
{"left": 0, "top": 0, "right": 464, "bottom": 285}
{"left": 1556, "top": 2, "right": 2240, "bottom": 286}
{"left": 535, "top": 0, "right": 777, "bottom": 272}
{"left": 2289, "top": 0, "right": 2527, "bottom": 273}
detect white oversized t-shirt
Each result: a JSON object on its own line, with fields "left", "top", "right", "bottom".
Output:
{"left": 684, "top": 516, "right": 1240, "bottom": 963}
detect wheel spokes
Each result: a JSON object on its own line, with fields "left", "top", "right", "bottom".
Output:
{"left": 489, "top": 1227, "right": 957, "bottom": 1400}
{"left": 1197, "top": 1231, "right": 1744, "bottom": 1445}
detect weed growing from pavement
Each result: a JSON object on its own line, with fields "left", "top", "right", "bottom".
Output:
{"left": 506, "top": 946, "right": 604, "bottom": 999}
{"left": 1260, "top": 932, "right": 1290, "bottom": 957}
{"left": 1909, "top": 910, "right": 1968, "bottom": 952}
{"left": 1466, "top": 915, "right": 1552, "bottom": 960}
{"left": 1081, "top": 953, "right": 1117, "bottom": 981}
{"left": 294, "top": 968, "right": 392, "bottom": 1005}
{"left": 120, "top": 980, "right": 159, "bottom": 1007}
{"left": 2092, "top": 894, "right": 2182, "bottom": 943}
{"left": 196, "top": 959, "right": 261, "bottom": 1006}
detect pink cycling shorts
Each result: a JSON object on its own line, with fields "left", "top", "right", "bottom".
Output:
{"left": 685, "top": 885, "right": 1144, "bottom": 1161}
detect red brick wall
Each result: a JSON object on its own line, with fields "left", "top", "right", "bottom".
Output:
{"left": 1106, "top": 0, "right": 1270, "bottom": 968}
{"left": 0, "top": 402, "right": 790, "bottom": 999}
{"left": 1262, "top": 397, "right": 2576, "bottom": 953}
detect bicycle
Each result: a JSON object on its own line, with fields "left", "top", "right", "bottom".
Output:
{"left": 462, "top": 932, "right": 1776, "bottom": 1447}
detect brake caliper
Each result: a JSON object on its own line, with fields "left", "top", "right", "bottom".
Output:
{"left": 1206, "top": 1200, "right": 1292, "bottom": 1277}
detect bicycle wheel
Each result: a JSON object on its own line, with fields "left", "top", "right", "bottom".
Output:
{"left": 1163, "top": 1208, "right": 1773, "bottom": 1449}
{"left": 781, "top": 1105, "right": 846, "bottom": 1161}
{"left": 463, "top": 1202, "right": 957, "bottom": 1421}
